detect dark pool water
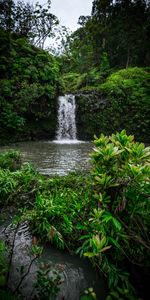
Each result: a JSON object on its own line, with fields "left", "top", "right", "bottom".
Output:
{"left": 0, "top": 140, "right": 93, "bottom": 175}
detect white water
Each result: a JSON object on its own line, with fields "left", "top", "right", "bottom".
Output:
{"left": 56, "top": 94, "right": 78, "bottom": 143}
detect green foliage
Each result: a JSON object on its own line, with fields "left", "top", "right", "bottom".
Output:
{"left": 35, "top": 263, "right": 61, "bottom": 300}
{"left": 100, "top": 67, "right": 150, "bottom": 97}
{"left": 0, "top": 0, "right": 58, "bottom": 48}
{"left": 0, "top": 155, "right": 42, "bottom": 207}
{"left": 80, "top": 287, "right": 97, "bottom": 300}
{"left": 1, "top": 142, "right": 149, "bottom": 299}
{"left": 100, "top": 52, "right": 110, "bottom": 72}
{"left": 62, "top": 72, "right": 81, "bottom": 92}
{"left": 0, "top": 240, "right": 7, "bottom": 288}
{"left": 106, "top": 286, "right": 142, "bottom": 300}
{"left": 0, "top": 150, "right": 21, "bottom": 171}
{"left": 0, "top": 168, "right": 18, "bottom": 204}
{"left": 0, "top": 29, "right": 61, "bottom": 143}
{"left": 76, "top": 67, "right": 150, "bottom": 142}
{"left": 78, "top": 130, "right": 150, "bottom": 296}
{"left": 24, "top": 173, "right": 93, "bottom": 249}
{"left": 63, "top": 0, "right": 150, "bottom": 73}
{"left": 62, "top": 67, "right": 110, "bottom": 92}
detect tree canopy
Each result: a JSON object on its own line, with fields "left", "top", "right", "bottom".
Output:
{"left": 61, "top": 0, "right": 150, "bottom": 73}
{"left": 0, "top": 0, "right": 59, "bottom": 48}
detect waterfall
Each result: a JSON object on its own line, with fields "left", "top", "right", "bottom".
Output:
{"left": 56, "top": 94, "right": 77, "bottom": 141}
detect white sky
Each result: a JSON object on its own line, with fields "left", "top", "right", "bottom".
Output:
{"left": 51, "top": 0, "right": 92, "bottom": 31}
{"left": 14, "top": 0, "right": 93, "bottom": 50}
{"left": 25, "top": 0, "right": 93, "bottom": 31}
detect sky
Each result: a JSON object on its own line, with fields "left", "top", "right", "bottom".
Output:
{"left": 27, "top": 0, "right": 93, "bottom": 32}
{"left": 14, "top": 0, "right": 93, "bottom": 50}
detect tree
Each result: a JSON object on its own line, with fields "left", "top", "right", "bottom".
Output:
{"left": 0, "top": 0, "right": 59, "bottom": 48}
{"left": 0, "top": 0, "right": 15, "bottom": 32}
{"left": 69, "top": 0, "right": 150, "bottom": 70}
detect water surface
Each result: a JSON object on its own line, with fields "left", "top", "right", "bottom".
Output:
{"left": 0, "top": 140, "right": 93, "bottom": 175}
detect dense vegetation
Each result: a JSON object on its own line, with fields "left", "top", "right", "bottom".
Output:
{"left": 0, "top": 0, "right": 150, "bottom": 143}
{"left": 61, "top": 0, "right": 150, "bottom": 73}
{"left": 0, "top": 29, "right": 62, "bottom": 144}
{"left": 0, "top": 131, "right": 150, "bottom": 299}
{"left": 0, "top": 0, "right": 63, "bottom": 144}
{"left": 0, "top": 1, "right": 150, "bottom": 299}
{"left": 75, "top": 67, "right": 150, "bottom": 142}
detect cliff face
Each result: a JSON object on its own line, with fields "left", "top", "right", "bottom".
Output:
{"left": 20, "top": 97, "right": 58, "bottom": 141}
{"left": 75, "top": 91, "right": 108, "bottom": 140}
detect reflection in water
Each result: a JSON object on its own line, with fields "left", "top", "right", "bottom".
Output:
{"left": 0, "top": 140, "right": 93, "bottom": 175}
{"left": 0, "top": 221, "right": 107, "bottom": 300}
{"left": 42, "top": 245, "right": 107, "bottom": 300}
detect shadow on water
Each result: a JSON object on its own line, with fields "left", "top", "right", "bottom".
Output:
{"left": 0, "top": 220, "right": 107, "bottom": 300}
{"left": 41, "top": 243, "right": 107, "bottom": 300}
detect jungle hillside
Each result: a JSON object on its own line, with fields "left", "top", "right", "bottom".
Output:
{"left": 0, "top": 0, "right": 150, "bottom": 143}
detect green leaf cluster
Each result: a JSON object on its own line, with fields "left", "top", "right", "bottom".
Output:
{"left": 0, "top": 150, "right": 21, "bottom": 171}
{"left": 0, "top": 29, "right": 62, "bottom": 143}
{"left": 79, "top": 130, "right": 150, "bottom": 295}
{"left": 75, "top": 67, "right": 150, "bottom": 142}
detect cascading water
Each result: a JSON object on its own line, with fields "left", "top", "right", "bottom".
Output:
{"left": 56, "top": 94, "right": 77, "bottom": 141}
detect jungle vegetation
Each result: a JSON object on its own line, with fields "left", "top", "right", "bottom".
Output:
{"left": 0, "top": 0, "right": 150, "bottom": 143}
{"left": 0, "top": 131, "right": 150, "bottom": 299}
{"left": 0, "top": 0, "right": 150, "bottom": 299}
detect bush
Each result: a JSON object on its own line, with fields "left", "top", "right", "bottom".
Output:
{"left": 99, "top": 68, "right": 150, "bottom": 142}
{"left": 0, "top": 158, "right": 41, "bottom": 207}
{"left": 0, "top": 30, "right": 61, "bottom": 143}
{"left": 0, "top": 150, "right": 21, "bottom": 171}
{"left": 23, "top": 173, "right": 93, "bottom": 250}
{"left": 78, "top": 130, "right": 150, "bottom": 297}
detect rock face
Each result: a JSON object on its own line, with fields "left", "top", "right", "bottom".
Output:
{"left": 0, "top": 221, "right": 107, "bottom": 299}
{"left": 75, "top": 91, "right": 108, "bottom": 140}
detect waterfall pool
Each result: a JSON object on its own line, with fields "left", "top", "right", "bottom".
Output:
{"left": 0, "top": 140, "right": 93, "bottom": 175}
{"left": 0, "top": 94, "right": 93, "bottom": 176}
{"left": 0, "top": 95, "right": 107, "bottom": 299}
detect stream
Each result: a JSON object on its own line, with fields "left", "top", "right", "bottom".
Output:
{"left": 0, "top": 217, "right": 107, "bottom": 300}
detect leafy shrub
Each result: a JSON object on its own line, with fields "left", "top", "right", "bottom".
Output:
{"left": 0, "top": 30, "right": 61, "bottom": 143}
{"left": 0, "top": 158, "right": 41, "bottom": 207}
{"left": 76, "top": 67, "right": 150, "bottom": 142}
{"left": 78, "top": 130, "right": 150, "bottom": 297}
{"left": 0, "top": 240, "right": 8, "bottom": 289}
{"left": 23, "top": 173, "right": 93, "bottom": 250}
{"left": 62, "top": 72, "right": 82, "bottom": 92}
{"left": 100, "top": 67, "right": 150, "bottom": 98}
{"left": 0, "top": 169, "right": 18, "bottom": 205}
{"left": 0, "top": 150, "right": 21, "bottom": 171}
